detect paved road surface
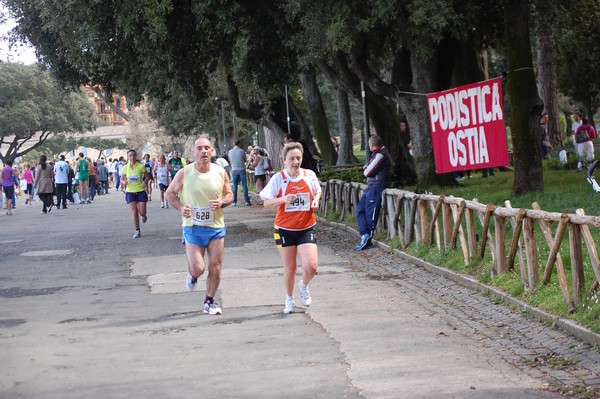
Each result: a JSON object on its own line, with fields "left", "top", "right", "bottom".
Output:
{"left": 1, "top": 190, "right": 599, "bottom": 398}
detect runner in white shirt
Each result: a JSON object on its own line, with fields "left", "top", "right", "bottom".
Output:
{"left": 153, "top": 154, "right": 173, "bottom": 208}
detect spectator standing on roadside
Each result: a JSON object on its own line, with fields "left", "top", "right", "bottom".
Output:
{"left": 355, "top": 135, "right": 392, "bottom": 250}
{"left": 228, "top": 140, "right": 252, "bottom": 206}
{"left": 54, "top": 155, "right": 70, "bottom": 209}
{"left": 34, "top": 155, "right": 55, "bottom": 214}
{"left": 76, "top": 153, "right": 90, "bottom": 204}
{"left": 115, "top": 156, "right": 125, "bottom": 191}
{"left": 22, "top": 163, "right": 34, "bottom": 205}
{"left": 250, "top": 146, "right": 267, "bottom": 205}
{"left": 98, "top": 160, "right": 109, "bottom": 194}
{"left": 571, "top": 112, "right": 583, "bottom": 149}
{"left": 67, "top": 161, "right": 75, "bottom": 203}
{"left": 2, "top": 159, "right": 15, "bottom": 215}
{"left": 107, "top": 158, "right": 115, "bottom": 188}
{"left": 575, "top": 117, "right": 597, "bottom": 164}
{"left": 88, "top": 158, "right": 98, "bottom": 201}
{"left": 215, "top": 153, "right": 231, "bottom": 179}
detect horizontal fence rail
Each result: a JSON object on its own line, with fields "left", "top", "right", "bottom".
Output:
{"left": 319, "top": 179, "right": 600, "bottom": 314}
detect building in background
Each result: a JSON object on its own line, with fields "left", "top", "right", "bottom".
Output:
{"left": 83, "top": 86, "right": 129, "bottom": 126}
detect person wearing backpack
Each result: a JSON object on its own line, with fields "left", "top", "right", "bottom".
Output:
{"left": 575, "top": 117, "right": 597, "bottom": 164}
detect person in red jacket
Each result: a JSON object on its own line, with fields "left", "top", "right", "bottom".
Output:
{"left": 575, "top": 117, "right": 597, "bottom": 164}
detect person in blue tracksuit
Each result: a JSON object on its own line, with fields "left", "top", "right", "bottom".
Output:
{"left": 355, "top": 135, "right": 392, "bottom": 250}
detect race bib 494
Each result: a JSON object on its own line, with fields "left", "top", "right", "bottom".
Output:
{"left": 284, "top": 193, "right": 310, "bottom": 212}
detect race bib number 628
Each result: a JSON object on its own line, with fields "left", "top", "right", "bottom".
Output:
{"left": 192, "top": 206, "right": 214, "bottom": 225}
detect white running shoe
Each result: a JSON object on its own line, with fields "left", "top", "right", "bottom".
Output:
{"left": 133, "top": 230, "right": 141, "bottom": 238}
{"left": 298, "top": 281, "right": 312, "bottom": 306}
{"left": 204, "top": 301, "right": 222, "bottom": 315}
{"left": 141, "top": 215, "right": 147, "bottom": 223}
{"left": 160, "top": 202, "right": 165, "bottom": 209}
{"left": 186, "top": 274, "right": 197, "bottom": 292}
{"left": 165, "top": 201, "right": 169, "bottom": 208}
{"left": 283, "top": 296, "right": 295, "bottom": 314}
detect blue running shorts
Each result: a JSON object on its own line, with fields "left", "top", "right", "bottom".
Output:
{"left": 182, "top": 226, "right": 226, "bottom": 247}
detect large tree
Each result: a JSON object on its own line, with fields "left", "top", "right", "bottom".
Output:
{"left": 275, "top": 0, "right": 505, "bottom": 187}
{"left": 0, "top": 62, "right": 97, "bottom": 162}
{"left": 556, "top": 0, "right": 600, "bottom": 123}
{"left": 535, "top": 0, "right": 565, "bottom": 147}
{"left": 6, "top": 0, "right": 581, "bottom": 194}
{"left": 504, "top": 0, "right": 544, "bottom": 195}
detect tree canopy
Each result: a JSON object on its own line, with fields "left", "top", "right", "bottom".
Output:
{"left": 0, "top": 62, "right": 97, "bottom": 162}
{"left": 3, "top": 0, "right": 597, "bottom": 194}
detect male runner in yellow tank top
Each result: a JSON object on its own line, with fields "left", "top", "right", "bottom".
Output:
{"left": 165, "top": 135, "right": 234, "bottom": 315}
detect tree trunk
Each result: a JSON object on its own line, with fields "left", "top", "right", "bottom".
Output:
{"left": 504, "top": 0, "right": 544, "bottom": 195}
{"left": 584, "top": 97, "right": 595, "bottom": 126}
{"left": 335, "top": 86, "right": 358, "bottom": 165}
{"left": 288, "top": 98, "right": 320, "bottom": 159}
{"left": 261, "top": 118, "right": 285, "bottom": 170}
{"left": 300, "top": 72, "right": 335, "bottom": 165}
{"left": 535, "top": 0, "right": 563, "bottom": 148}
{"left": 396, "top": 54, "right": 454, "bottom": 187}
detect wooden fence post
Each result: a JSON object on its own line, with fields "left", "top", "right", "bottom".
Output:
{"left": 442, "top": 202, "right": 452, "bottom": 249}
{"left": 393, "top": 194, "right": 405, "bottom": 247}
{"left": 465, "top": 207, "right": 477, "bottom": 259}
{"left": 474, "top": 200, "right": 497, "bottom": 272}
{"left": 494, "top": 214, "right": 507, "bottom": 275}
{"left": 429, "top": 196, "right": 444, "bottom": 247}
{"left": 533, "top": 208, "right": 574, "bottom": 313}
{"left": 576, "top": 208, "right": 600, "bottom": 287}
{"left": 522, "top": 217, "right": 539, "bottom": 289}
{"left": 450, "top": 202, "right": 469, "bottom": 266}
{"left": 505, "top": 201, "right": 527, "bottom": 287}
{"left": 419, "top": 200, "right": 431, "bottom": 246}
{"left": 404, "top": 198, "right": 418, "bottom": 247}
{"left": 479, "top": 203, "right": 495, "bottom": 259}
{"left": 569, "top": 223, "right": 585, "bottom": 303}
{"left": 339, "top": 182, "right": 346, "bottom": 221}
{"left": 450, "top": 201, "right": 466, "bottom": 248}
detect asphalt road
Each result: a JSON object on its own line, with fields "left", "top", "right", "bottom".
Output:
{"left": 0, "top": 188, "right": 594, "bottom": 398}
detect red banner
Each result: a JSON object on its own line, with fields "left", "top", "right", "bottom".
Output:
{"left": 426, "top": 77, "right": 509, "bottom": 174}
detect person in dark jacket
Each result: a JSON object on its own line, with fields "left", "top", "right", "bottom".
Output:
{"left": 355, "top": 135, "right": 392, "bottom": 250}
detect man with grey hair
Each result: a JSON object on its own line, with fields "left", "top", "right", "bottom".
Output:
{"left": 355, "top": 135, "right": 392, "bottom": 250}
{"left": 166, "top": 135, "right": 234, "bottom": 315}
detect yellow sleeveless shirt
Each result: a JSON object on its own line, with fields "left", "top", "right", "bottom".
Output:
{"left": 180, "top": 163, "right": 225, "bottom": 228}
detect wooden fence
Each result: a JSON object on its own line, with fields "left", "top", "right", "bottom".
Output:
{"left": 319, "top": 179, "right": 600, "bottom": 313}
